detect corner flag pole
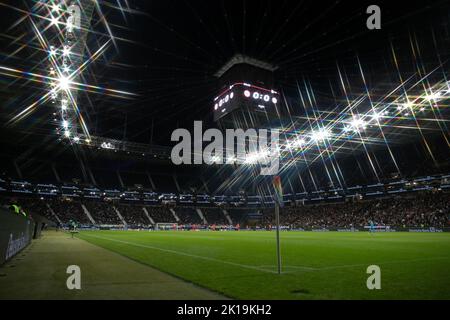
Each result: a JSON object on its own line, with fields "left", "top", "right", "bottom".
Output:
{"left": 273, "top": 176, "right": 283, "bottom": 274}
{"left": 275, "top": 200, "right": 281, "bottom": 274}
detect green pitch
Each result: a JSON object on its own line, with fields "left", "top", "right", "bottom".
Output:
{"left": 77, "top": 230, "right": 450, "bottom": 299}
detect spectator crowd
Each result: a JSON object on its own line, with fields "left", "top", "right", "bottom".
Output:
{"left": 263, "top": 193, "right": 450, "bottom": 229}
{"left": 1, "top": 192, "right": 449, "bottom": 229}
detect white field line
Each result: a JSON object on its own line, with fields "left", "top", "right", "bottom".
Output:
{"left": 318, "top": 256, "right": 450, "bottom": 271}
{"left": 81, "top": 233, "right": 278, "bottom": 274}
{"left": 258, "top": 256, "right": 450, "bottom": 274}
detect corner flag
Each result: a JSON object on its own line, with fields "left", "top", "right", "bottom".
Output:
{"left": 273, "top": 176, "right": 283, "bottom": 207}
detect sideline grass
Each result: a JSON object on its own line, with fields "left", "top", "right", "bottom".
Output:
{"left": 0, "top": 232, "right": 224, "bottom": 300}
{"left": 77, "top": 230, "right": 450, "bottom": 299}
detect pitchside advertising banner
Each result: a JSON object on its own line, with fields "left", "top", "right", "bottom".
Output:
{"left": 0, "top": 208, "right": 34, "bottom": 265}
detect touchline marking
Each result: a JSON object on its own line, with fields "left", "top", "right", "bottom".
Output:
{"left": 318, "top": 256, "right": 450, "bottom": 271}
{"left": 277, "top": 257, "right": 450, "bottom": 274}
{"left": 81, "top": 234, "right": 277, "bottom": 274}
{"left": 257, "top": 265, "right": 319, "bottom": 272}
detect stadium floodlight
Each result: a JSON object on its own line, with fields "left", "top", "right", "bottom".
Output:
{"left": 310, "top": 128, "right": 331, "bottom": 142}
{"left": 73, "top": 136, "right": 80, "bottom": 143}
{"left": 51, "top": 4, "right": 60, "bottom": 12}
{"left": 49, "top": 46, "right": 57, "bottom": 56}
{"left": 284, "top": 141, "right": 294, "bottom": 151}
{"left": 371, "top": 112, "right": 383, "bottom": 121}
{"left": 349, "top": 117, "right": 367, "bottom": 132}
{"left": 343, "top": 125, "right": 352, "bottom": 133}
{"left": 62, "top": 120, "right": 69, "bottom": 128}
{"left": 62, "top": 46, "right": 71, "bottom": 57}
{"left": 424, "top": 92, "right": 441, "bottom": 101}
{"left": 57, "top": 75, "right": 71, "bottom": 90}
{"left": 293, "top": 138, "right": 306, "bottom": 148}
{"left": 64, "top": 130, "right": 71, "bottom": 138}
{"left": 50, "top": 16, "right": 59, "bottom": 26}
{"left": 402, "top": 101, "right": 414, "bottom": 109}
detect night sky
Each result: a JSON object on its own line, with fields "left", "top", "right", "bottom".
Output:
{"left": 2, "top": 0, "right": 449, "bottom": 144}
{"left": 0, "top": 1, "right": 449, "bottom": 191}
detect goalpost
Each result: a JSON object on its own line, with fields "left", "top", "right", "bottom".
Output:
{"left": 155, "top": 223, "right": 178, "bottom": 231}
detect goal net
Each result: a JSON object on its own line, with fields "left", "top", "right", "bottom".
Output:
{"left": 155, "top": 223, "right": 178, "bottom": 231}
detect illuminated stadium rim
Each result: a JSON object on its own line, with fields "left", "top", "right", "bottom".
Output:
{"left": 214, "top": 82, "right": 279, "bottom": 102}
{"left": 5, "top": 172, "right": 450, "bottom": 205}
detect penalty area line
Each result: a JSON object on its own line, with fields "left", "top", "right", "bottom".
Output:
{"left": 80, "top": 233, "right": 278, "bottom": 274}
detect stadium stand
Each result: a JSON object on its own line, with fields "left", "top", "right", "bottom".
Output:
{"left": 1, "top": 191, "right": 448, "bottom": 229}
{"left": 83, "top": 201, "right": 122, "bottom": 225}
{"left": 117, "top": 204, "right": 150, "bottom": 227}
{"left": 173, "top": 207, "right": 203, "bottom": 224}
{"left": 264, "top": 193, "right": 450, "bottom": 229}
{"left": 202, "top": 208, "right": 229, "bottom": 225}
{"left": 145, "top": 206, "right": 176, "bottom": 223}
{"left": 52, "top": 199, "right": 91, "bottom": 224}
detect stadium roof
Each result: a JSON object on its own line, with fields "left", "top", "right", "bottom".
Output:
{"left": 214, "top": 54, "right": 278, "bottom": 78}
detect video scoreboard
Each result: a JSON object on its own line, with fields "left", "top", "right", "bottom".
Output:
{"left": 213, "top": 82, "right": 280, "bottom": 122}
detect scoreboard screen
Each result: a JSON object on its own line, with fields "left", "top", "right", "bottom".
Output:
{"left": 213, "top": 83, "right": 280, "bottom": 121}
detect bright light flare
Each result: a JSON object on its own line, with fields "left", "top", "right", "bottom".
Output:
{"left": 310, "top": 128, "right": 331, "bottom": 142}
{"left": 51, "top": 4, "right": 60, "bottom": 12}
{"left": 50, "top": 16, "right": 59, "bottom": 26}
{"left": 244, "top": 150, "right": 269, "bottom": 164}
{"left": 49, "top": 46, "right": 57, "bottom": 56}
{"left": 402, "top": 101, "right": 414, "bottom": 109}
{"left": 350, "top": 117, "right": 367, "bottom": 131}
{"left": 57, "top": 75, "right": 72, "bottom": 91}
{"left": 424, "top": 92, "right": 441, "bottom": 102}
{"left": 371, "top": 112, "right": 383, "bottom": 121}
{"left": 62, "top": 46, "right": 71, "bottom": 57}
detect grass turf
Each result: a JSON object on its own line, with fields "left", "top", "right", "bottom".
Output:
{"left": 77, "top": 230, "right": 450, "bottom": 299}
{"left": 0, "top": 232, "right": 224, "bottom": 300}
